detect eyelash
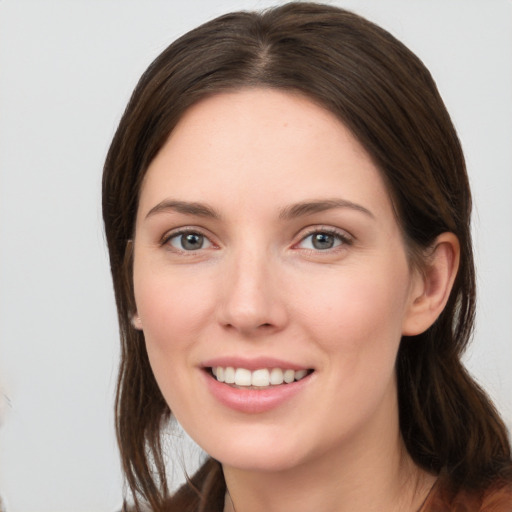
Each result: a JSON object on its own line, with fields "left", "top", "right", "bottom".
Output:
{"left": 161, "top": 228, "right": 215, "bottom": 254}
{"left": 295, "top": 227, "right": 353, "bottom": 252}
{"left": 160, "top": 226, "right": 353, "bottom": 254}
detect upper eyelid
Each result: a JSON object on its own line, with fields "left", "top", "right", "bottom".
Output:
{"left": 159, "top": 224, "right": 353, "bottom": 248}
{"left": 160, "top": 226, "right": 217, "bottom": 246}
{"left": 294, "top": 225, "right": 353, "bottom": 242}
{"left": 289, "top": 228, "right": 353, "bottom": 256}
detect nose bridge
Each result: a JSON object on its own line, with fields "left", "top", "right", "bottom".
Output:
{"left": 218, "top": 238, "right": 285, "bottom": 334}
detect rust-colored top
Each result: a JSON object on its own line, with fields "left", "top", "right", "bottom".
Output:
{"left": 167, "top": 459, "right": 512, "bottom": 512}
{"left": 422, "top": 480, "right": 512, "bottom": 512}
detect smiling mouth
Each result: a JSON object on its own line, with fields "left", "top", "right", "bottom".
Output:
{"left": 208, "top": 367, "right": 314, "bottom": 389}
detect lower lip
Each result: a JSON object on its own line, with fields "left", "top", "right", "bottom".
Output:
{"left": 203, "top": 370, "right": 313, "bottom": 414}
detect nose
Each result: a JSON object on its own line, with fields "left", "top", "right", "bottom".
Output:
{"left": 216, "top": 247, "right": 288, "bottom": 337}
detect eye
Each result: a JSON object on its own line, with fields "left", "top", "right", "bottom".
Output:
{"left": 297, "top": 230, "right": 350, "bottom": 251}
{"left": 167, "top": 231, "right": 213, "bottom": 251}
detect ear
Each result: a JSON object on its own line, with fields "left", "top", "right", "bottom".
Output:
{"left": 131, "top": 313, "right": 143, "bottom": 330}
{"left": 402, "top": 232, "right": 460, "bottom": 336}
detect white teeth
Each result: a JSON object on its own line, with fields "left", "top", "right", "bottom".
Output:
{"left": 283, "top": 369, "right": 295, "bottom": 383}
{"left": 269, "top": 368, "right": 284, "bottom": 385}
{"left": 251, "top": 369, "right": 270, "bottom": 387}
{"left": 294, "top": 369, "right": 308, "bottom": 381}
{"left": 224, "top": 366, "right": 235, "bottom": 384}
{"left": 234, "top": 368, "right": 252, "bottom": 386}
{"left": 212, "top": 366, "right": 310, "bottom": 387}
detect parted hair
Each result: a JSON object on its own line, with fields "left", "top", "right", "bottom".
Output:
{"left": 102, "top": 3, "right": 512, "bottom": 511}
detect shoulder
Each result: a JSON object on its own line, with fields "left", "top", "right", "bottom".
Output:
{"left": 425, "top": 479, "right": 512, "bottom": 512}
{"left": 164, "top": 458, "right": 225, "bottom": 512}
{"left": 480, "top": 482, "right": 512, "bottom": 512}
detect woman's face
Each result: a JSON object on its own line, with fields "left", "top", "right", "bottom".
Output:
{"left": 133, "top": 89, "right": 424, "bottom": 472}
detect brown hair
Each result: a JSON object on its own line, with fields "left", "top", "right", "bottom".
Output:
{"left": 102, "top": 3, "right": 512, "bottom": 511}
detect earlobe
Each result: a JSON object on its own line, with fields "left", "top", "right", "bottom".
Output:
{"left": 131, "top": 313, "right": 143, "bottom": 330}
{"left": 402, "top": 232, "right": 460, "bottom": 336}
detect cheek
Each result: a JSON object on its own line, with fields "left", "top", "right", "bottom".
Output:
{"left": 293, "top": 262, "right": 410, "bottom": 357}
{"left": 132, "top": 270, "right": 215, "bottom": 416}
{"left": 133, "top": 267, "right": 216, "bottom": 357}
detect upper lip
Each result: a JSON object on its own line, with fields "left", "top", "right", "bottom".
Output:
{"left": 201, "top": 356, "right": 311, "bottom": 372}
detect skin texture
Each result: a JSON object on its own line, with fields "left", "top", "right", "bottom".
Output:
{"left": 132, "top": 89, "right": 458, "bottom": 512}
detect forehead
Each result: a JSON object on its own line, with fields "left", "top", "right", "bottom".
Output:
{"left": 137, "top": 88, "right": 394, "bottom": 220}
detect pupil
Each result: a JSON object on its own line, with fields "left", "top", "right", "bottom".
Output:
{"left": 182, "top": 233, "right": 203, "bottom": 250}
{"left": 313, "top": 233, "right": 334, "bottom": 250}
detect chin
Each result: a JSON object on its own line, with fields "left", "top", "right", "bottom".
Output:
{"left": 196, "top": 427, "right": 314, "bottom": 473}
{"left": 218, "top": 448, "right": 305, "bottom": 473}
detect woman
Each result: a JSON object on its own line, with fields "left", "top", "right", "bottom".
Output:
{"left": 102, "top": 3, "right": 512, "bottom": 511}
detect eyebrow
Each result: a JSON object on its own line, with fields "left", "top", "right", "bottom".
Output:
{"left": 145, "top": 198, "right": 374, "bottom": 221}
{"left": 145, "top": 200, "right": 220, "bottom": 220}
{"left": 278, "top": 199, "right": 374, "bottom": 220}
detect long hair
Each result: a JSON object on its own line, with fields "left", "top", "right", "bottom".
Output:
{"left": 102, "top": 3, "right": 512, "bottom": 510}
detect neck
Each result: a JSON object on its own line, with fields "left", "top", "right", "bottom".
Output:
{"left": 222, "top": 394, "right": 435, "bottom": 512}
{"left": 224, "top": 443, "right": 434, "bottom": 512}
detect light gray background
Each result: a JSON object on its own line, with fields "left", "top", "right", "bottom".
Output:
{"left": 0, "top": 1, "right": 511, "bottom": 511}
